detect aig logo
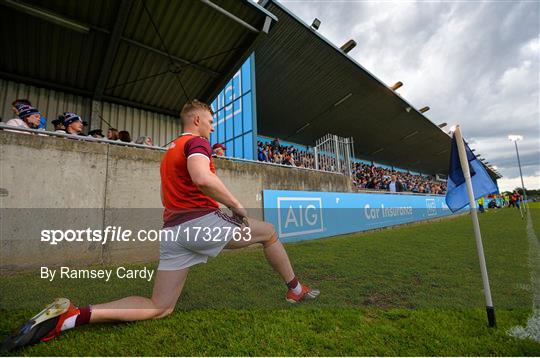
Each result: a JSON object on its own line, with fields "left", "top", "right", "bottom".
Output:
{"left": 277, "top": 197, "right": 324, "bottom": 238}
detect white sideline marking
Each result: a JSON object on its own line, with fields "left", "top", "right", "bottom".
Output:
{"left": 508, "top": 208, "right": 540, "bottom": 343}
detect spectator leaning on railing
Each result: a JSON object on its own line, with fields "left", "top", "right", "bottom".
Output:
{"left": 107, "top": 128, "right": 119, "bottom": 140}
{"left": 10, "top": 99, "right": 47, "bottom": 129}
{"left": 63, "top": 112, "right": 86, "bottom": 135}
{"left": 212, "top": 143, "right": 226, "bottom": 157}
{"left": 118, "top": 130, "right": 131, "bottom": 143}
{"left": 135, "top": 136, "right": 154, "bottom": 146}
{"left": 51, "top": 115, "right": 66, "bottom": 133}
{"left": 89, "top": 129, "right": 104, "bottom": 138}
{"left": 4, "top": 104, "right": 42, "bottom": 133}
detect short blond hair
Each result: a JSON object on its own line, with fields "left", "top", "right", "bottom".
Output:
{"left": 180, "top": 99, "right": 213, "bottom": 125}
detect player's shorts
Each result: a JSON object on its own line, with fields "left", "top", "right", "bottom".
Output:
{"left": 158, "top": 210, "right": 242, "bottom": 271}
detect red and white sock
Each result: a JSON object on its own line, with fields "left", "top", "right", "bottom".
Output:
{"left": 60, "top": 306, "right": 92, "bottom": 332}
{"left": 287, "top": 277, "right": 302, "bottom": 295}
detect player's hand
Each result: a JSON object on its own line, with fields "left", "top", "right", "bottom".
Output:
{"left": 230, "top": 206, "right": 248, "bottom": 225}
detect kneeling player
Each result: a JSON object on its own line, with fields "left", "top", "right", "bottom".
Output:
{"left": 2, "top": 100, "right": 319, "bottom": 352}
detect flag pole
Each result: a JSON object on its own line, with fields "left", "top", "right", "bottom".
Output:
{"left": 454, "top": 125, "right": 496, "bottom": 327}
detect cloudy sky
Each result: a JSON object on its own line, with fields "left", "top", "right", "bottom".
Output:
{"left": 280, "top": 0, "right": 539, "bottom": 192}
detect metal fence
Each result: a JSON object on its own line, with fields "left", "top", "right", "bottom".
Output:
{"left": 314, "top": 133, "right": 354, "bottom": 176}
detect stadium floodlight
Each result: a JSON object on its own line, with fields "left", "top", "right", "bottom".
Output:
{"left": 333, "top": 93, "right": 352, "bottom": 107}
{"left": 438, "top": 122, "right": 447, "bottom": 128}
{"left": 492, "top": 165, "right": 498, "bottom": 170}
{"left": 340, "top": 39, "right": 357, "bottom": 54}
{"left": 419, "top": 106, "right": 430, "bottom": 113}
{"left": 2, "top": 0, "right": 90, "bottom": 33}
{"left": 448, "top": 125, "right": 457, "bottom": 133}
{"left": 508, "top": 135, "right": 528, "bottom": 208}
{"left": 311, "top": 18, "right": 321, "bottom": 30}
{"left": 471, "top": 148, "right": 476, "bottom": 152}
{"left": 390, "top": 81, "right": 403, "bottom": 91}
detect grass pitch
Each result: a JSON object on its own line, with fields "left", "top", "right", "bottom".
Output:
{"left": 1, "top": 204, "right": 539, "bottom": 356}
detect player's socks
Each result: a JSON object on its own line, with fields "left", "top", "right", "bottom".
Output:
{"left": 1, "top": 298, "right": 91, "bottom": 352}
{"left": 60, "top": 306, "right": 92, "bottom": 331}
{"left": 287, "top": 276, "right": 302, "bottom": 295}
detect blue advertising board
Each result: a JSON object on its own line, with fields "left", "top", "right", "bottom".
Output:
{"left": 210, "top": 54, "right": 257, "bottom": 160}
{"left": 263, "top": 190, "right": 466, "bottom": 242}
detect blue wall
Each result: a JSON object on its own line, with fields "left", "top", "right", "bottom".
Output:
{"left": 263, "top": 190, "right": 465, "bottom": 242}
{"left": 210, "top": 54, "right": 256, "bottom": 160}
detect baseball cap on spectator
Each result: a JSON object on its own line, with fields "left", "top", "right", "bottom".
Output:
{"left": 63, "top": 112, "right": 87, "bottom": 127}
{"left": 212, "top": 143, "right": 226, "bottom": 151}
{"left": 16, "top": 104, "right": 40, "bottom": 119}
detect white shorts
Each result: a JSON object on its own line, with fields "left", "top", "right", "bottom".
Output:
{"left": 158, "top": 210, "right": 241, "bottom": 271}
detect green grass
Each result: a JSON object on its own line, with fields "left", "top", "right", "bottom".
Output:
{"left": 1, "top": 206, "right": 539, "bottom": 356}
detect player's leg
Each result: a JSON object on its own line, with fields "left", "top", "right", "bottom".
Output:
{"left": 226, "top": 218, "right": 294, "bottom": 281}
{"left": 90, "top": 268, "right": 189, "bottom": 322}
{"left": 1, "top": 269, "right": 188, "bottom": 352}
{"left": 225, "top": 217, "right": 319, "bottom": 303}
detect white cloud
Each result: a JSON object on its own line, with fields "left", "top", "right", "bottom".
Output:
{"left": 497, "top": 173, "right": 540, "bottom": 192}
{"left": 280, "top": 0, "right": 540, "bottom": 183}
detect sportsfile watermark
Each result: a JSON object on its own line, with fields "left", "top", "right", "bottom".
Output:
{"left": 40, "top": 225, "right": 252, "bottom": 245}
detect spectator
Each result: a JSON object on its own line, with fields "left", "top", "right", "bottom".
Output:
{"left": 388, "top": 174, "right": 404, "bottom": 193}
{"left": 258, "top": 147, "right": 267, "bottom": 162}
{"left": 478, "top": 197, "right": 485, "bottom": 213}
{"left": 212, "top": 143, "right": 226, "bottom": 157}
{"left": 89, "top": 129, "right": 104, "bottom": 138}
{"left": 10, "top": 99, "right": 48, "bottom": 129}
{"left": 118, "top": 130, "right": 131, "bottom": 143}
{"left": 10, "top": 99, "right": 31, "bottom": 118}
{"left": 51, "top": 115, "right": 66, "bottom": 133}
{"left": 5, "top": 104, "right": 41, "bottom": 133}
{"left": 63, "top": 112, "right": 85, "bottom": 135}
{"left": 135, "top": 136, "right": 154, "bottom": 146}
{"left": 107, "top": 128, "right": 119, "bottom": 141}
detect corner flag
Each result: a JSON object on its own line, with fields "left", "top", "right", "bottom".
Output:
{"left": 446, "top": 132, "right": 499, "bottom": 213}
{"left": 446, "top": 125, "right": 498, "bottom": 327}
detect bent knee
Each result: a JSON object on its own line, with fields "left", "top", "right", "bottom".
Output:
{"left": 152, "top": 306, "right": 174, "bottom": 319}
{"left": 262, "top": 226, "right": 279, "bottom": 248}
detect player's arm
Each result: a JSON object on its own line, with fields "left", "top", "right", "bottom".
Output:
{"left": 187, "top": 156, "right": 247, "bottom": 217}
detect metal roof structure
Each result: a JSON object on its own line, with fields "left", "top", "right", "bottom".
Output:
{"left": 256, "top": 0, "right": 500, "bottom": 179}
{"left": 0, "top": 0, "right": 276, "bottom": 117}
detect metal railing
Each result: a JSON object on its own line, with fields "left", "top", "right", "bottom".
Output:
{"left": 0, "top": 124, "right": 164, "bottom": 151}
{"left": 314, "top": 133, "right": 354, "bottom": 176}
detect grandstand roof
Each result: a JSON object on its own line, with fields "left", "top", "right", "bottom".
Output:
{"left": 256, "top": 0, "right": 500, "bottom": 179}
{"left": 0, "top": 0, "right": 276, "bottom": 117}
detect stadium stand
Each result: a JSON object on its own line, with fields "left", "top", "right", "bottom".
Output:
{"left": 257, "top": 137, "right": 447, "bottom": 194}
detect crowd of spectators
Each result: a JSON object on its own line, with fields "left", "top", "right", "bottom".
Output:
{"left": 350, "top": 162, "right": 446, "bottom": 194}
{"left": 1, "top": 98, "right": 154, "bottom": 146}
{"left": 257, "top": 138, "right": 315, "bottom": 168}
{"left": 257, "top": 138, "right": 446, "bottom": 195}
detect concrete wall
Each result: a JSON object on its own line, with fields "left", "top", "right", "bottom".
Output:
{"left": 0, "top": 131, "right": 350, "bottom": 271}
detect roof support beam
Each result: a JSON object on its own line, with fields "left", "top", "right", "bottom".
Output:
{"left": 121, "top": 38, "right": 221, "bottom": 78}
{"left": 93, "top": 0, "right": 134, "bottom": 101}
{"left": 0, "top": 71, "right": 178, "bottom": 117}
{"left": 0, "top": 71, "right": 93, "bottom": 97}
{"left": 199, "top": 0, "right": 259, "bottom": 33}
